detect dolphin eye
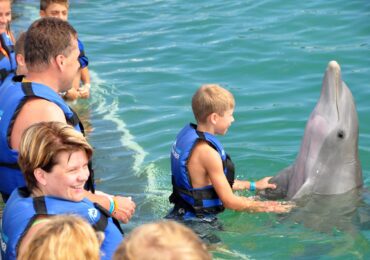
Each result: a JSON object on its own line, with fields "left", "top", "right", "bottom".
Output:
{"left": 337, "top": 130, "right": 345, "bottom": 139}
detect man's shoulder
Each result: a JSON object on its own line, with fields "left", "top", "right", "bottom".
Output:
{"left": 24, "top": 97, "right": 63, "bottom": 111}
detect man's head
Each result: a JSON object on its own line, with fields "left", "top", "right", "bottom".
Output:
{"left": 192, "top": 84, "right": 235, "bottom": 124}
{"left": 40, "top": 0, "right": 69, "bottom": 21}
{"left": 25, "top": 17, "right": 80, "bottom": 91}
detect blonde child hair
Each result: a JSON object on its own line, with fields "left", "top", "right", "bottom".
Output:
{"left": 192, "top": 84, "right": 235, "bottom": 124}
{"left": 18, "top": 214, "right": 101, "bottom": 260}
{"left": 113, "top": 220, "right": 212, "bottom": 260}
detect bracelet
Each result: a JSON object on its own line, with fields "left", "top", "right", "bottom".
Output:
{"left": 250, "top": 181, "right": 256, "bottom": 192}
{"left": 113, "top": 196, "right": 118, "bottom": 212}
{"left": 108, "top": 196, "right": 115, "bottom": 214}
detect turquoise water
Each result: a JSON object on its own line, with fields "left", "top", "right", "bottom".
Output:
{"left": 12, "top": 0, "right": 370, "bottom": 259}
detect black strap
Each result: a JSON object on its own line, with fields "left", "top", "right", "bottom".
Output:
{"left": 0, "top": 34, "right": 15, "bottom": 81}
{"left": 0, "top": 162, "right": 20, "bottom": 169}
{"left": 33, "top": 196, "right": 48, "bottom": 215}
{"left": 21, "top": 82, "right": 34, "bottom": 96}
{"left": 0, "top": 68, "right": 8, "bottom": 81}
{"left": 0, "top": 33, "right": 14, "bottom": 57}
{"left": 66, "top": 106, "right": 82, "bottom": 129}
{"left": 94, "top": 203, "right": 124, "bottom": 234}
{"left": 92, "top": 203, "right": 109, "bottom": 232}
{"left": 12, "top": 74, "right": 25, "bottom": 82}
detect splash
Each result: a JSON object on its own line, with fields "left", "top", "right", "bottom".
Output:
{"left": 90, "top": 71, "right": 147, "bottom": 175}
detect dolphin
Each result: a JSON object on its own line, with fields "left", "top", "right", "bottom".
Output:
{"left": 260, "top": 61, "right": 363, "bottom": 201}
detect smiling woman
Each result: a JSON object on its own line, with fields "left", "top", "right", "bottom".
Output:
{"left": 0, "top": 0, "right": 16, "bottom": 85}
{"left": 0, "top": 122, "right": 123, "bottom": 260}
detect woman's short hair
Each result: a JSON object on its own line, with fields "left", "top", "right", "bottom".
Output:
{"left": 18, "top": 121, "right": 93, "bottom": 191}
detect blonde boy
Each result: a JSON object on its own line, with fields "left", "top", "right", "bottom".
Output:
{"left": 18, "top": 215, "right": 101, "bottom": 260}
{"left": 168, "top": 84, "right": 292, "bottom": 223}
{"left": 40, "top": 0, "right": 91, "bottom": 101}
{"left": 113, "top": 221, "right": 212, "bottom": 260}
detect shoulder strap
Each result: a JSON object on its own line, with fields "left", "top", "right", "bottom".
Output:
{"left": 93, "top": 203, "right": 124, "bottom": 234}
{"left": 33, "top": 196, "right": 48, "bottom": 215}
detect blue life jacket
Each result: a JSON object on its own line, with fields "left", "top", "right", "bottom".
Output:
{"left": 0, "top": 33, "right": 16, "bottom": 86}
{"left": 78, "top": 38, "right": 89, "bottom": 69}
{"left": 1, "top": 188, "right": 123, "bottom": 260}
{"left": 169, "top": 123, "right": 235, "bottom": 217}
{"left": 0, "top": 81, "right": 83, "bottom": 196}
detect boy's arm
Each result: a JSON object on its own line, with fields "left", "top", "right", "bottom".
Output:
{"left": 78, "top": 67, "right": 90, "bottom": 99}
{"left": 81, "top": 67, "right": 90, "bottom": 85}
{"left": 232, "top": 177, "right": 277, "bottom": 191}
{"left": 198, "top": 145, "right": 293, "bottom": 213}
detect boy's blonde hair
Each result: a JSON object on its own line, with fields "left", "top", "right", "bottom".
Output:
{"left": 40, "top": 0, "right": 69, "bottom": 11}
{"left": 113, "top": 220, "right": 212, "bottom": 260}
{"left": 192, "top": 84, "right": 235, "bottom": 123}
{"left": 18, "top": 215, "right": 100, "bottom": 260}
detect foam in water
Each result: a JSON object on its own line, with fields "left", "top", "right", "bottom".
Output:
{"left": 90, "top": 70, "right": 147, "bottom": 174}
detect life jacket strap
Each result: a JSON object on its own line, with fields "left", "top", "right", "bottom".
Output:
{"left": 0, "top": 162, "right": 20, "bottom": 169}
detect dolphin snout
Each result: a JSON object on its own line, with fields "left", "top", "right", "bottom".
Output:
{"left": 328, "top": 60, "right": 340, "bottom": 72}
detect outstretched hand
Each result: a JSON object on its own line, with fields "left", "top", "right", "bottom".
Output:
{"left": 256, "top": 177, "right": 277, "bottom": 190}
{"left": 111, "top": 196, "right": 136, "bottom": 224}
{"left": 244, "top": 197, "right": 295, "bottom": 213}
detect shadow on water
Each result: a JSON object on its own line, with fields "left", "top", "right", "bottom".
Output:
{"left": 210, "top": 188, "right": 370, "bottom": 259}
{"left": 286, "top": 188, "right": 370, "bottom": 235}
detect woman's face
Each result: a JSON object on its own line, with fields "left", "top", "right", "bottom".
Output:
{"left": 41, "top": 150, "right": 89, "bottom": 202}
{"left": 0, "top": 1, "right": 11, "bottom": 35}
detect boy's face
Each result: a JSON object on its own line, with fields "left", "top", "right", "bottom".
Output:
{"left": 214, "top": 108, "right": 234, "bottom": 135}
{"left": 40, "top": 3, "right": 68, "bottom": 21}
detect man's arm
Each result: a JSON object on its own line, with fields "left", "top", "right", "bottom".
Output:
{"left": 78, "top": 67, "right": 90, "bottom": 99}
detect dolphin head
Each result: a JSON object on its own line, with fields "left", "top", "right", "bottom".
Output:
{"left": 291, "top": 61, "right": 362, "bottom": 199}
{"left": 262, "top": 61, "right": 363, "bottom": 200}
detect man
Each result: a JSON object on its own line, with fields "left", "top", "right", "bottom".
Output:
{"left": 40, "top": 0, "right": 91, "bottom": 100}
{"left": 0, "top": 17, "right": 135, "bottom": 223}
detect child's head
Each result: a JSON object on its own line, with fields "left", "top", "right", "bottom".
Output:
{"left": 17, "top": 214, "right": 101, "bottom": 260}
{"left": 192, "top": 84, "right": 235, "bottom": 124}
{"left": 113, "top": 220, "right": 212, "bottom": 260}
{"left": 0, "top": 0, "right": 12, "bottom": 35}
{"left": 14, "top": 32, "right": 27, "bottom": 75}
{"left": 40, "top": 0, "right": 69, "bottom": 21}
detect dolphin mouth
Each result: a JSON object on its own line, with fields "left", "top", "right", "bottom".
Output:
{"left": 328, "top": 61, "right": 341, "bottom": 121}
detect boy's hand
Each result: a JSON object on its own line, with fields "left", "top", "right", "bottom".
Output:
{"left": 256, "top": 176, "right": 277, "bottom": 190}
{"left": 261, "top": 200, "right": 295, "bottom": 213}
{"left": 64, "top": 88, "right": 80, "bottom": 101}
{"left": 244, "top": 197, "right": 295, "bottom": 213}
{"left": 78, "top": 83, "right": 90, "bottom": 99}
